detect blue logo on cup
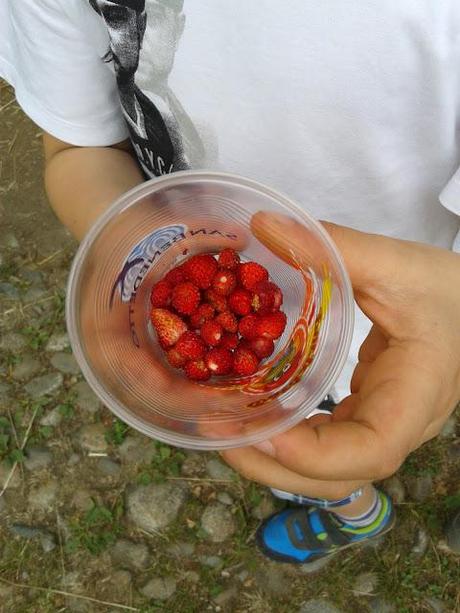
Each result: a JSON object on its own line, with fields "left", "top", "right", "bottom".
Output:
{"left": 110, "top": 224, "right": 187, "bottom": 306}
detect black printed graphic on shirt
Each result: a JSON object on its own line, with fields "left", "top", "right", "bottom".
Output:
{"left": 89, "top": 0, "right": 205, "bottom": 178}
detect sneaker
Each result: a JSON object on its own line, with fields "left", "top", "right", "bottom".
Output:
{"left": 256, "top": 491, "right": 395, "bottom": 564}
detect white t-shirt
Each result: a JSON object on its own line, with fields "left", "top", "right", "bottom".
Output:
{"left": 1, "top": 0, "right": 460, "bottom": 399}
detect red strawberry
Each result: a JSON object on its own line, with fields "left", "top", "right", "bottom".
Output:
{"left": 212, "top": 268, "right": 237, "bottom": 296}
{"left": 205, "top": 348, "right": 234, "bottom": 376}
{"left": 205, "top": 289, "right": 228, "bottom": 313}
{"left": 251, "top": 280, "right": 283, "bottom": 313}
{"left": 150, "top": 280, "right": 172, "bottom": 308}
{"left": 171, "top": 282, "right": 200, "bottom": 315}
{"left": 151, "top": 308, "right": 188, "bottom": 347}
{"left": 256, "top": 311, "right": 287, "bottom": 340}
{"left": 183, "top": 254, "right": 218, "bottom": 289}
{"left": 166, "top": 347, "right": 187, "bottom": 368}
{"left": 164, "top": 265, "right": 188, "bottom": 287}
{"left": 249, "top": 336, "right": 275, "bottom": 359}
{"left": 238, "top": 314, "right": 260, "bottom": 340}
{"left": 175, "top": 331, "right": 206, "bottom": 360}
{"left": 233, "top": 346, "right": 259, "bottom": 376}
{"left": 190, "top": 303, "right": 215, "bottom": 328}
{"left": 228, "top": 288, "right": 252, "bottom": 316}
{"left": 218, "top": 248, "right": 240, "bottom": 270}
{"left": 238, "top": 262, "right": 269, "bottom": 290}
{"left": 215, "top": 311, "right": 238, "bottom": 333}
{"left": 220, "top": 332, "right": 239, "bottom": 351}
{"left": 184, "top": 359, "right": 211, "bottom": 381}
{"left": 200, "top": 320, "right": 224, "bottom": 346}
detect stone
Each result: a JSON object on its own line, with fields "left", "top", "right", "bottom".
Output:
{"left": 440, "top": 416, "right": 457, "bottom": 438}
{"left": 381, "top": 476, "right": 405, "bottom": 504}
{"left": 213, "top": 587, "right": 238, "bottom": 606}
{"left": 181, "top": 452, "right": 203, "bottom": 476}
{"left": 24, "top": 447, "right": 52, "bottom": 471}
{"left": 21, "top": 270, "right": 44, "bottom": 285}
{"left": 166, "top": 541, "right": 196, "bottom": 557}
{"left": 205, "top": 458, "right": 236, "bottom": 481}
{"left": 445, "top": 510, "right": 460, "bottom": 554}
{"left": 9, "top": 524, "right": 57, "bottom": 552}
{"left": 23, "top": 286, "right": 48, "bottom": 303}
{"left": 97, "top": 457, "right": 121, "bottom": 476}
{"left": 50, "top": 352, "right": 80, "bottom": 375}
{"left": 183, "top": 570, "right": 199, "bottom": 584}
{"left": 72, "top": 381, "right": 100, "bottom": 413}
{"left": 201, "top": 503, "right": 237, "bottom": 542}
{"left": 2, "top": 233, "right": 19, "bottom": 249}
{"left": 0, "top": 461, "right": 20, "bottom": 489}
{"left": 448, "top": 441, "right": 460, "bottom": 461}
{"left": 71, "top": 489, "right": 99, "bottom": 513}
{"left": 406, "top": 474, "right": 433, "bottom": 502}
{"left": 77, "top": 424, "right": 108, "bottom": 453}
{"left": 353, "top": 572, "right": 378, "bottom": 596}
{"left": 118, "top": 435, "right": 156, "bottom": 464}
{"left": 110, "top": 538, "right": 150, "bottom": 571}
{"left": 24, "top": 372, "right": 63, "bottom": 398}
{"left": 127, "top": 482, "right": 187, "bottom": 532}
{"left": 368, "top": 598, "right": 397, "bottom": 613}
{"left": 255, "top": 564, "right": 290, "bottom": 597}
{"left": 0, "top": 282, "right": 20, "bottom": 299}
{"left": 411, "top": 528, "right": 429, "bottom": 557}
{"left": 0, "top": 331, "right": 27, "bottom": 352}
{"left": 217, "top": 492, "right": 233, "bottom": 506}
{"left": 67, "top": 453, "right": 81, "bottom": 466}
{"left": 299, "top": 601, "right": 341, "bottom": 613}
{"left": 424, "top": 598, "right": 445, "bottom": 613}
{"left": 299, "top": 556, "right": 334, "bottom": 574}
{"left": 28, "top": 479, "right": 58, "bottom": 512}
{"left": 0, "top": 495, "right": 6, "bottom": 514}
{"left": 39, "top": 406, "right": 63, "bottom": 427}
{"left": 0, "top": 382, "right": 12, "bottom": 405}
{"left": 11, "top": 356, "right": 41, "bottom": 381}
{"left": 141, "top": 577, "right": 177, "bottom": 601}
{"left": 45, "top": 332, "right": 71, "bottom": 352}
{"left": 251, "top": 496, "right": 277, "bottom": 520}
{"left": 200, "top": 555, "right": 224, "bottom": 569}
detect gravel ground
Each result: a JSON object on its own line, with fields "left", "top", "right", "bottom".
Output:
{"left": 1, "top": 81, "right": 459, "bottom": 613}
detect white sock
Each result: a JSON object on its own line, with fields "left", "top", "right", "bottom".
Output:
{"left": 334, "top": 489, "right": 382, "bottom": 528}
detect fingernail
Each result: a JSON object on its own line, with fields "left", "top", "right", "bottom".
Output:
{"left": 253, "top": 440, "right": 276, "bottom": 456}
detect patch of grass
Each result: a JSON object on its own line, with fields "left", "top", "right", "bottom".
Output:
{"left": 105, "top": 417, "right": 130, "bottom": 446}
{"left": 66, "top": 500, "right": 124, "bottom": 555}
{"left": 400, "top": 438, "right": 444, "bottom": 477}
{"left": 20, "top": 325, "right": 49, "bottom": 350}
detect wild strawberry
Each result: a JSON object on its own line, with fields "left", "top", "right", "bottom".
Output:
{"left": 205, "top": 289, "right": 228, "bottom": 313}
{"left": 166, "top": 347, "right": 187, "bottom": 368}
{"left": 218, "top": 248, "right": 240, "bottom": 270}
{"left": 212, "top": 268, "right": 237, "bottom": 296}
{"left": 151, "top": 308, "right": 188, "bottom": 347}
{"left": 249, "top": 336, "right": 275, "bottom": 359}
{"left": 184, "top": 359, "right": 211, "bottom": 381}
{"left": 251, "top": 280, "right": 283, "bottom": 313}
{"left": 238, "top": 262, "right": 269, "bottom": 290}
{"left": 215, "top": 311, "right": 238, "bottom": 333}
{"left": 171, "top": 282, "right": 200, "bottom": 315}
{"left": 164, "top": 265, "right": 188, "bottom": 287}
{"left": 238, "top": 314, "right": 260, "bottom": 340}
{"left": 183, "top": 254, "right": 218, "bottom": 289}
{"left": 233, "top": 346, "right": 259, "bottom": 376}
{"left": 256, "top": 311, "right": 287, "bottom": 340}
{"left": 150, "top": 280, "right": 172, "bottom": 308}
{"left": 190, "top": 303, "right": 215, "bottom": 328}
{"left": 228, "top": 288, "right": 252, "bottom": 316}
{"left": 220, "top": 332, "right": 239, "bottom": 351}
{"left": 175, "top": 331, "right": 206, "bottom": 360}
{"left": 200, "top": 320, "right": 224, "bottom": 346}
{"left": 205, "top": 348, "right": 234, "bottom": 376}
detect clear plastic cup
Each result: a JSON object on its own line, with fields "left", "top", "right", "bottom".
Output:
{"left": 66, "top": 171, "right": 354, "bottom": 449}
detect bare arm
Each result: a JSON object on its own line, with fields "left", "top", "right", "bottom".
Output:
{"left": 43, "top": 133, "right": 144, "bottom": 241}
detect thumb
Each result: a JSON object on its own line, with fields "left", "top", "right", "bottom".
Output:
{"left": 250, "top": 211, "right": 400, "bottom": 294}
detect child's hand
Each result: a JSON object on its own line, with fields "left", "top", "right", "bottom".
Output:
{"left": 220, "top": 213, "right": 460, "bottom": 495}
